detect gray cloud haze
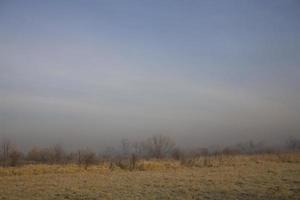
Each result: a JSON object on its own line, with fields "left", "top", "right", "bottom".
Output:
{"left": 0, "top": 0, "right": 299, "bottom": 150}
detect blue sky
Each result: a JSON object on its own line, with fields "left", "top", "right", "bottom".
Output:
{"left": 0, "top": 0, "right": 299, "bottom": 150}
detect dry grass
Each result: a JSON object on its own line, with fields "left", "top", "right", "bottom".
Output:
{"left": 0, "top": 152, "right": 299, "bottom": 200}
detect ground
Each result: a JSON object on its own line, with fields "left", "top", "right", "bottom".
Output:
{"left": 0, "top": 153, "right": 299, "bottom": 200}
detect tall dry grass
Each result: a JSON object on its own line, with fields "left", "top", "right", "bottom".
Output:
{"left": 0, "top": 152, "right": 299, "bottom": 176}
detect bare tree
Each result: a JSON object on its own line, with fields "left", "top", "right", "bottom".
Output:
{"left": 0, "top": 138, "right": 11, "bottom": 167}
{"left": 27, "top": 147, "right": 42, "bottom": 163}
{"left": 120, "top": 138, "right": 131, "bottom": 157}
{"left": 129, "top": 153, "right": 137, "bottom": 170}
{"left": 9, "top": 148, "right": 22, "bottom": 167}
{"left": 145, "top": 134, "right": 176, "bottom": 159}
{"left": 52, "top": 144, "right": 65, "bottom": 164}
{"left": 236, "top": 140, "right": 265, "bottom": 154}
{"left": 132, "top": 141, "right": 142, "bottom": 156}
{"left": 26, "top": 146, "right": 56, "bottom": 164}
{"left": 286, "top": 137, "right": 300, "bottom": 151}
{"left": 0, "top": 139, "right": 22, "bottom": 167}
{"left": 171, "top": 147, "right": 183, "bottom": 160}
{"left": 77, "top": 149, "right": 97, "bottom": 170}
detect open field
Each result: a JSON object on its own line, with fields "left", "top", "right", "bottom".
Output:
{"left": 0, "top": 153, "right": 299, "bottom": 200}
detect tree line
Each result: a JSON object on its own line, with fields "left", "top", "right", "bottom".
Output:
{"left": 0, "top": 134, "right": 299, "bottom": 168}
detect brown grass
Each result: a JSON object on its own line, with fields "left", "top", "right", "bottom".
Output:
{"left": 0, "top": 152, "right": 299, "bottom": 199}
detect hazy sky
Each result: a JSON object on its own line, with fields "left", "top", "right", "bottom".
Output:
{"left": 0, "top": 0, "right": 299, "bottom": 150}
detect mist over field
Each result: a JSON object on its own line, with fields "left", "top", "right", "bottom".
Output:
{"left": 0, "top": 0, "right": 300, "bottom": 151}
{"left": 1, "top": 1, "right": 300, "bottom": 200}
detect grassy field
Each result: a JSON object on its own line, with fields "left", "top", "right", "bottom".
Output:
{"left": 0, "top": 153, "right": 299, "bottom": 200}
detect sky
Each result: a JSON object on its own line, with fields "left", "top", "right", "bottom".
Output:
{"left": 0, "top": 0, "right": 299, "bottom": 151}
